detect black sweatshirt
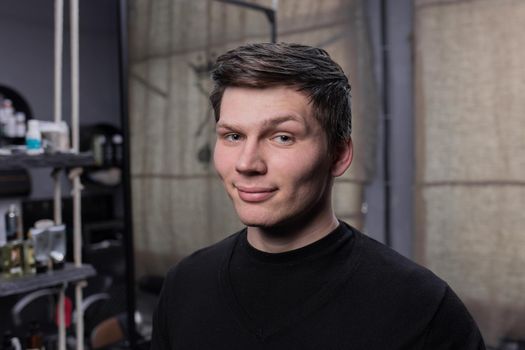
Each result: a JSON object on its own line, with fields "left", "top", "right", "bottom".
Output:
{"left": 151, "top": 223, "right": 485, "bottom": 349}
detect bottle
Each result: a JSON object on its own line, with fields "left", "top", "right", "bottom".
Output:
{"left": 1, "top": 205, "right": 24, "bottom": 277}
{"left": 5, "top": 113, "right": 17, "bottom": 138}
{"left": 1, "top": 331, "right": 21, "bottom": 350}
{"left": 92, "top": 135, "right": 106, "bottom": 166}
{"left": 5, "top": 204, "right": 20, "bottom": 239}
{"left": 48, "top": 224, "right": 66, "bottom": 270}
{"left": 25, "top": 120, "right": 43, "bottom": 155}
{"left": 23, "top": 237, "right": 36, "bottom": 275}
{"left": 102, "top": 135, "right": 113, "bottom": 166}
{"left": 1, "top": 100, "right": 15, "bottom": 138}
{"left": 29, "top": 227, "right": 50, "bottom": 274}
{"left": 25, "top": 322, "right": 44, "bottom": 350}
{"left": 112, "top": 134, "right": 123, "bottom": 167}
{"left": 15, "top": 112, "right": 26, "bottom": 138}
{"left": 57, "top": 121, "right": 69, "bottom": 151}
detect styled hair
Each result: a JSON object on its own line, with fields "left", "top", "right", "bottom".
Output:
{"left": 209, "top": 42, "right": 352, "bottom": 151}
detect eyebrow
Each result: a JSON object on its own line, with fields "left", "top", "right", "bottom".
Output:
{"left": 262, "top": 115, "right": 302, "bottom": 127}
{"left": 216, "top": 115, "right": 302, "bottom": 130}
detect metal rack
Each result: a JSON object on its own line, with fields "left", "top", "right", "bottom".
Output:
{"left": 0, "top": 264, "right": 95, "bottom": 298}
{"left": 0, "top": 1, "right": 88, "bottom": 349}
{"left": 0, "top": 151, "right": 94, "bottom": 350}
{"left": 0, "top": 153, "right": 94, "bottom": 171}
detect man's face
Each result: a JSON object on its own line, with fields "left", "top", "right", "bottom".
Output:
{"left": 214, "top": 86, "right": 335, "bottom": 229}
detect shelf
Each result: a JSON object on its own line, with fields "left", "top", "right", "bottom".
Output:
{"left": 0, "top": 152, "right": 95, "bottom": 170}
{"left": 0, "top": 263, "right": 96, "bottom": 297}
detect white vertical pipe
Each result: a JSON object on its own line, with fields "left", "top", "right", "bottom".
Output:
{"left": 71, "top": 0, "right": 79, "bottom": 153}
{"left": 73, "top": 172, "right": 84, "bottom": 350}
{"left": 70, "top": 0, "right": 83, "bottom": 349}
{"left": 54, "top": 0, "right": 63, "bottom": 124}
{"left": 54, "top": 2, "right": 66, "bottom": 350}
{"left": 53, "top": 172, "right": 62, "bottom": 225}
{"left": 54, "top": 0, "right": 63, "bottom": 224}
{"left": 70, "top": 0, "right": 81, "bottom": 267}
{"left": 72, "top": 173, "right": 82, "bottom": 268}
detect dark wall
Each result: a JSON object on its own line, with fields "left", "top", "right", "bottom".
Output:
{"left": 0, "top": 0, "right": 121, "bottom": 127}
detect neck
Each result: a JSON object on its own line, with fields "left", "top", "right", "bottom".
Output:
{"left": 247, "top": 209, "right": 339, "bottom": 253}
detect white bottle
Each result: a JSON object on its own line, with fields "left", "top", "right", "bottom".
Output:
{"left": 2, "top": 99, "right": 15, "bottom": 137}
{"left": 15, "top": 112, "right": 26, "bottom": 137}
{"left": 5, "top": 113, "right": 17, "bottom": 138}
{"left": 26, "top": 120, "right": 43, "bottom": 154}
{"left": 0, "top": 99, "right": 14, "bottom": 123}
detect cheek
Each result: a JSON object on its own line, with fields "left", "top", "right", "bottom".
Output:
{"left": 277, "top": 152, "right": 330, "bottom": 190}
{"left": 300, "top": 156, "right": 332, "bottom": 188}
{"left": 213, "top": 144, "right": 226, "bottom": 178}
{"left": 213, "top": 144, "right": 235, "bottom": 180}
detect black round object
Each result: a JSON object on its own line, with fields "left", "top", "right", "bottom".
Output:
{"left": 0, "top": 85, "right": 32, "bottom": 118}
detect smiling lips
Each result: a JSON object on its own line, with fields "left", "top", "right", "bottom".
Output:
{"left": 235, "top": 185, "right": 277, "bottom": 202}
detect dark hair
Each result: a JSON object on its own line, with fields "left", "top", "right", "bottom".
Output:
{"left": 210, "top": 42, "right": 352, "bottom": 151}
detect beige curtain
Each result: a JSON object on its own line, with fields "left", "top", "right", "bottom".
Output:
{"left": 128, "top": 0, "right": 379, "bottom": 277}
{"left": 414, "top": 0, "right": 525, "bottom": 345}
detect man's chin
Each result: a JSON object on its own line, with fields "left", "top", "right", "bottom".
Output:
{"left": 234, "top": 205, "right": 296, "bottom": 230}
{"left": 236, "top": 212, "right": 279, "bottom": 228}
{"left": 238, "top": 217, "right": 273, "bottom": 228}
{"left": 237, "top": 214, "right": 295, "bottom": 233}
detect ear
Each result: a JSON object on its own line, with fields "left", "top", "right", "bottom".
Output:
{"left": 331, "top": 138, "right": 353, "bottom": 177}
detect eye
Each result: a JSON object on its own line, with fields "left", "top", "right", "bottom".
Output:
{"left": 224, "top": 133, "right": 243, "bottom": 142}
{"left": 272, "top": 134, "right": 294, "bottom": 145}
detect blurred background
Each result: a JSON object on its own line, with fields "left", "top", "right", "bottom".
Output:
{"left": 0, "top": 0, "right": 524, "bottom": 349}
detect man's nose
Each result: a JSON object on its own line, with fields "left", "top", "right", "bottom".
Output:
{"left": 235, "top": 140, "right": 267, "bottom": 174}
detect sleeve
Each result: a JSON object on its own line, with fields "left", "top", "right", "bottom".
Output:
{"left": 422, "top": 286, "right": 486, "bottom": 350}
{"left": 150, "top": 275, "right": 171, "bottom": 350}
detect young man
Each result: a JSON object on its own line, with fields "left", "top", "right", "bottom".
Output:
{"left": 151, "top": 43, "right": 485, "bottom": 349}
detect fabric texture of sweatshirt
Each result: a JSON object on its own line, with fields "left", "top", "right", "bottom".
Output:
{"left": 151, "top": 222, "right": 485, "bottom": 350}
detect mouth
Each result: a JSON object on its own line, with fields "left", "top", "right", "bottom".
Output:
{"left": 235, "top": 185, "right": 277, "bottom": 203}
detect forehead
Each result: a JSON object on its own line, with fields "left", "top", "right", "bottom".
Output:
{"left": 218, "top": 86, "right": 316, "bottom": 127}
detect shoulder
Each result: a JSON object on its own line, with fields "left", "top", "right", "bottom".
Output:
{"left": 346, "top": 224, "right": 484, "bottom": 347}
{"left": 151, "top": 230, "right": 244, "bottom": 348}
{"left": 349, "top": 225, "right": 447, "bottom": 292}
{"left": 352, "top": 225, "right": 444, "bottom": 285}
{"left": 163, "top": 229, "right": 242, "bottom": 288}
{"left": 423, "top": 285, "right": 485, "bottom": 348}
{"left": 345, "top": 224, "right": 449, "bottom": 317}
